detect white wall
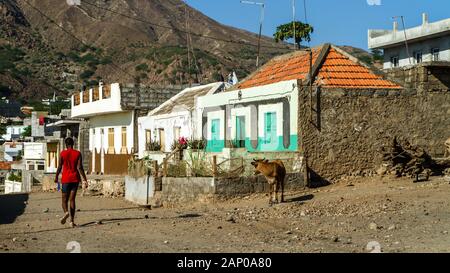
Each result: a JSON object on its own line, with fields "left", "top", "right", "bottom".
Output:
{"left": 71, "top": 83, "right": 123, "bottom": 118}
{"left": 89, "top": 111, "right": 134, "bottom": 154}
{"left": 197, "top": 80, "right": 299, "bottom": 144}
{"left": 383, "top": 35, "right": 450, "bottom": 69}
{"left": 4, "top": 180, "right": 22, "bottom": 194}
{"left": 24, "top": 143, "right": 45, "bottom": 160}
{"left": 2, "top": 125, "right": 27, "bottom": 141}
{"left": 138, "top": 110, "right": 192, "bottom": 156}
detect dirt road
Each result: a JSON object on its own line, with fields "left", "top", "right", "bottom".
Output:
{"left": 1, "top": 175, "right": 450, "bottom": 253}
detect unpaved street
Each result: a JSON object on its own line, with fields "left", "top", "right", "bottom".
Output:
{"left": 1, "top": 176, "right": 450, "bottom": 253}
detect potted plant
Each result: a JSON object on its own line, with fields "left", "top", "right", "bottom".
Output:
{"left": 146, "top": 140, "right": 162, "bottom": 152}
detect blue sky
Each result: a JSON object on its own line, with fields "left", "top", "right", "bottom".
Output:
{"left": 187, "top": 0, "right": 450, "bottom": 50}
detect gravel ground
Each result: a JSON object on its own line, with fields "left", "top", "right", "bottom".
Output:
{"left": 1, "top": 175, "right": 450, "bottom": 253}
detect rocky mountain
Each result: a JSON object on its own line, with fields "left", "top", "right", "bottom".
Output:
{"left": 0, "top": 0, "right": 291, "bottom": 104}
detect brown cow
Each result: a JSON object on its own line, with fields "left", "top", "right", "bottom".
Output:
{"left": 251, "top": 158, "right": 286, "bottom": 205}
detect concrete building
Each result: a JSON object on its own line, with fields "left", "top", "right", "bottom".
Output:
{"left": 23, "top": 142, "right": 46, "bottom": 171}
{"left": 2, "top": 125, "right": 27, "bottom": 141}
{"left": 4, "top": 142, "right": 23, "bottom": 162}
{"left": 137, "top": 82, "right": 225, "bottom": 157}
{"left": 369, "top": 13, "right": 450, "bottom": 69}
{"left": 71, "top": 82, "right": 181, "bottom": 175}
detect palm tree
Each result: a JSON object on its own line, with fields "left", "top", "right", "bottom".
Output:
{"left": 274, "top": 21, "right": 313, "bottom": 48}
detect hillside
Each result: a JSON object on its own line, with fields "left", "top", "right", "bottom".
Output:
{"left": 0, "top": 0, "right": 290, "bottom": 102}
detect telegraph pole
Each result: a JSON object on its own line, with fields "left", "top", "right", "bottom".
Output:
{"left": 292, "top": 0, "right": 296, "bottom": 50}
{"left": 241, "top": 1, "right": 265, "bottom": 68}
{"left": 393, "top": 15, "right": 412, "bottom": 65}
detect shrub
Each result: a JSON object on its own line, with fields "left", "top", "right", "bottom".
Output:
{"left": 146, "top": 140, "right": 162, "bottom": 151}
{"left": 187, "top": 138, "right": 206, "bottom": 150}
{"left": 7, "top": 172, "right": 22, "bottom": 182}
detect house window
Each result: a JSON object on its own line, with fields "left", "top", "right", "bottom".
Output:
{"left": 431, "top": 48, "right": 440, "bottom": 61}
{"left": 145, "top": 130, "right": 152, "bottom": 147}
{"left": 108, "top": 128, "right": 115, "bottom": 153}
{"left": 174, "top": 127, "right": 181, "bottom": 142}
{"left": 158, "top": 129, "right": 165, "bottom": 152}
{"left": 264, "top": 112, "right": 277, "bottom": 144}
{"left": 414, "top": 51, "right": 423, "bottom": 64}
{"left": 390, "top": 56, "right": 399, "bottom": 68}
{"left": 211, "top": 119, "right": 221, "bottom": 148}
{"left": 121, "top": 127, "right": 127, "bottom": 154}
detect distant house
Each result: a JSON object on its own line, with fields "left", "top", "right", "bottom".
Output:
{"left": 23, "top": 142, "right": 46, "bottom": 172}
{"left": 4, "top": 142, "right": 23, "bottom": 162}
{"left": 369, "top": 13, "right": 450, "bottom": 69}
{"left": 137, "top": 82, "right": 226, "bottom": 157}
{"left": 71, "top": 82, "right": 182, "bottom": 175}
{"left": 2, "top": 125, "right": 27, "bottom": 141}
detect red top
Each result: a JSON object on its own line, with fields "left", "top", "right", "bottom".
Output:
{"left": 60, "top": 148, "right": 81, "bottom": 184}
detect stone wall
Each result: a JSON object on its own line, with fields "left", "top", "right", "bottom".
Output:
{"left": 160, "top": 173, "right": 305, "bottom": 206}
{"left": 87, "top": 176, "right": 125, "bottom": 197}
{"left": 120, "top": 84, "right": 182, "bottom": 115}
{"left": 385, "top": 63, "right": 450, "bottom": 94}
{"left": 298, "top": 84, "right": 450, "bottom": 183}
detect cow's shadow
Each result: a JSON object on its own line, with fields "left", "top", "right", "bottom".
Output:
{"left": 284, "top": 194, "right": 314, "bottom": 203}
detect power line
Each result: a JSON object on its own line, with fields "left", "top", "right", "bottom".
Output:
{"left": 81, "top": 0, "right": 290, "bottom": 52}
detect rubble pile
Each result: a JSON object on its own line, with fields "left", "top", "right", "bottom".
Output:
{"left": 381, "top": 137, "right": 434, "bottom": 181}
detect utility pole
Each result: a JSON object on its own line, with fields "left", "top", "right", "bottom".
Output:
{"left": 241, "top": 1, "right": 265, "bottom": 68}
{"left": 292, "top": 0, "right": 296, "bottom": 50}
{"left": 184, "top": 1, "right": 192, "bottom": 87}
{"left": 393, "top": 15, "right": 412, "bottom": 65}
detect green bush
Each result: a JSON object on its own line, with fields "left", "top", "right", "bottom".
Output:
{"left": 7, "top": 172, "right": 22, "bottom": 182}
{"left": 146, "top": 140, "right": 162, "bottom": 151}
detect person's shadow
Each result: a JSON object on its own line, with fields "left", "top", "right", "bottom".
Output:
{"left": 0, "top": 193, "right": 29, "bottom": 225}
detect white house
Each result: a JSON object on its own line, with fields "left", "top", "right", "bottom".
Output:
{"left": 369, "top": 13, "right": 450, "bottom": 69}
{"left": 2, "top": 125, "right": 27, "bottom": 141}
{"left": 71, "top": 82, "right": 180, "bottom": 174}
{"left": 137, "top": 82, "right": 225, "bottom": 157}
{"left": 4, "top": 142, "right": 23, "bottom": 162}
{"left": 197, "top": 44, "right": 400, "bottom": 156}
{"left": 23, "top": 142, "right": 46, "bottom": 171}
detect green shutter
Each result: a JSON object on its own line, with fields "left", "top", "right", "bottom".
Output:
{"left": 211, "top": 119, "right": 220, "bottom": 147}
{"left": 264, "top": 112, "right": 276, "bottom": 144}
{"left": 235, "top": 116, "right": 245, "bottom": 148}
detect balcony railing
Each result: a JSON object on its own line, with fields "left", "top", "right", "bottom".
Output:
{"left": 82, "top": 90, "right": 89, "bottom": 103}
{"left": 103, "top": 85, "right": 111, "bottom": 99}
{"left": 93, "top": 87, "right": 100, "bottom": 101}
{"left": 74, "top": 92, "right": 81, "bottom": 106}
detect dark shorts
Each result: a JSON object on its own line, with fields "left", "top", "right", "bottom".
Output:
{"left": 61, "top": 182, "right": 80, "bottom": 194}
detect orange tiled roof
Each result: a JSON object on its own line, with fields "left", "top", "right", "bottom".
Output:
{"left": 0, "top": 162, "right": 12, "bottom": 170}
{"left": 238, "top": 47, "right": 321, "bottom": 89}
{"left": 237, "top": 45, "right": 402, "bottom": 90}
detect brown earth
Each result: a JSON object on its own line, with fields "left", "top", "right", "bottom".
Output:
{"left": 2, "top": 175, "right": 449, "bottom": 253}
